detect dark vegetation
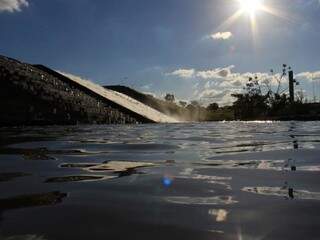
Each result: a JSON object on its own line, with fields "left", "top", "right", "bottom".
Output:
{"left": 232, "top": 65, "right": 320, "bottom": 120}
{"left": 108, "top": 64, "right": 320, "bottom": 121}
{"left": 105, "top": 85, "right": 234, "bottom": 121}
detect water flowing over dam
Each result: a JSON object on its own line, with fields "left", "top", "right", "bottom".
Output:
{"left": 0, "top": 55, "right": 178, "bottom": 126}
{"left": 56, "top": 70, "right": 178, "bottom": 124}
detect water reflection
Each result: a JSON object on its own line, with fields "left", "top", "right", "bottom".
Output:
{"left": 0, "top": 191, "right": 67, "bottom": 212}
{"left": 0, "top": 234, "right": 47, "bottom": 240}
{"left": 0, "top": 172, "right": 30, "bottom": 182}
{"left": 58, "top": 161, "right": 155, "bottom": 181}
{"left": 178, "top": 170, "right": 232, "bottom": 189}
{"left": 45, "top": 175, "right": 107, "bottom": 183}
{"left": 242, "top": 186, "right": 320, "bottom": 200}
{"left": 1, "top": 122, "right": 320, "bottom": 239}
{"left": 208, "top": 209, "right": 228, "bottom": 222}
{"left": 166, "top": 196, "right": 237, "bottom": 205}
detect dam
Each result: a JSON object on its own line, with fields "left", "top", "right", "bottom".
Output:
{"left": 0, "top": 55, "right": 178, "bottom": 126}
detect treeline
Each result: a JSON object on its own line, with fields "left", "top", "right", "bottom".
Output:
{"left": 162, "top": 64, "right": 320, "bottom": 121}
{"left": 108, "top": 63, "right": 320, "bottom": 122}
{"left": 163, "top": 96, "right": 234, "bottom": 121}
{"left": 231, "top": 65, "right": 320, "bottom": 120}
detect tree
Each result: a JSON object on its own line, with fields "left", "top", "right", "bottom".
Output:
{"left": 232, "top": 76, "right": 269, "bottom": 119}
{"left": 190, "top": 100, "right": 201, "bottom": 107}
{"left": 232, "top": 64, "right": 295, "bottom": 119}
{"left": 207, "top": 103, "right": 219, "bottom": 111}
{"left": 164, "top": 93, "right": 175, "bottom": 102}
{"left": 179, "top": 101, "right": 187, "bottom": 108}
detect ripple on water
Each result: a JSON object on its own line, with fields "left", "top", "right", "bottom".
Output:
{"left": 0, "top": 172, "right": 30, "bottom": 182}
{"left": 198, "top": 160, "right": 285, "bottom": 171}
{"left": 0, "top": 191, "right": 67, "bottom": 211}
{"left": 177, "top": 168, "right": 232, "bottom": 189}
{"left": 165, "top": 196, "right": 238, "bottom": 205}
{"left": 45, "top": 175, "right": 109, "bottom": 183}
{"left": 242, "top": 186, "right": 320, "bottom": 200}
{"left": 0, "top": 234, "right": 47, "bottom": 240}
{"left": 55, "top": 161, "right": 156, "bottom": 181}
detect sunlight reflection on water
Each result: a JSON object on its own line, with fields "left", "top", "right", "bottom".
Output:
{"left": 1, "top": 121, "right": 320, "bottom": 239}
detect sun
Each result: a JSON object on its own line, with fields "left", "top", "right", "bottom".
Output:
{"left": 216, "top": 0, "right": 290, "bottom": 45}
{"left": 239, "top": 0, "right": 263, "bottom": 16}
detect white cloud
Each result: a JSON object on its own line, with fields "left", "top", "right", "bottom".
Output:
{"left": 295, "top": 71, "right": 320, "bottom": 81}
{"left": 168, "top": 68, "right": 195, "bottom": 78}
{"left": 210, "top": 32, "right": 233, "bottom": 40}
{"left": 0, "top": 0, "right": 29, "bottom": 12}
{"left": 167, "top": 66, "right": 298, "bottom": 106}
{"left": 196, "top": 66, "right": 235, "bottom": 79}
{"left": 198, "top": 89, "right": 237, "bottom": 106}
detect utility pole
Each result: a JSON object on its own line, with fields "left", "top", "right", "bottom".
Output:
{"left": 312, "top": 73, "right": 316, "bottom": 103}
{"left": 289, "top": 70, "right": 295, "bottom": 103}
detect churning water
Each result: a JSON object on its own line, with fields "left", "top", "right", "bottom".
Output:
{"left": 0, "top": 121, "right": 320, "bottom": 240}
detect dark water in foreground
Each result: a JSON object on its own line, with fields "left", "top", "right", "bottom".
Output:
{"left": 0, "top": 122, "right": 320, "bottom": 240}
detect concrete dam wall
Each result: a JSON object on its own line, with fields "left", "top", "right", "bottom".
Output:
{"left": 0, "top": 55, "right": 177, "bottom": 126}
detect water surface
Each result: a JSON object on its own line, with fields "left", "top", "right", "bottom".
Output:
{"left": 0, "top": 122, "right": 320, "bottom": 240}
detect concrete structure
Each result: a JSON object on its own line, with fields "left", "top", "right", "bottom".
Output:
{"left": 0, "top": 55, "right": 178, "bottom": 126}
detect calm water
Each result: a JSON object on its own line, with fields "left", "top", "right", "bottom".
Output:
{"left": 0, "top": 122, "right": 320, "bottom": 240}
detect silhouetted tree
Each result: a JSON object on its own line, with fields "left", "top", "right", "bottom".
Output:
{"left": 231, "top": 64, "right": 304, "bottom": 119}
{"left": 207, "top": 103, "right": 219, "bottom": 111}
{"left": 232, "top": 76, "right": 269, "bottom": 119}
{"left": 179, "top": 101, "right": 187, "bottom": 108}
{"left": 164, "top": 93, "right": 175, "bottom": 102}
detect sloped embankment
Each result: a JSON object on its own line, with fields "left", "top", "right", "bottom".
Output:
{"left": 0, "top": 55, "right": 176, "bottom": 126}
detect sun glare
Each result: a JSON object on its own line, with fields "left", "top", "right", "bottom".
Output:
{"left": 239, "top": 0, "right": 263, "bottom": 16}
{"left": 216, "top": 0, "right": 292, "bottom": 46}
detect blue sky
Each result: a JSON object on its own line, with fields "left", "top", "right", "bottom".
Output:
{"left": 1, "top": 0, "right": 320, "bottom": 105}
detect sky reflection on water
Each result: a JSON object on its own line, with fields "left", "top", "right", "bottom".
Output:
{"left": 0, "top": 121, "right": 320, "bottom": 239}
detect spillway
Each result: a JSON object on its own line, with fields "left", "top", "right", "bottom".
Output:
{"left": 0, "top": 55, "right": 178, "bottom": 126}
